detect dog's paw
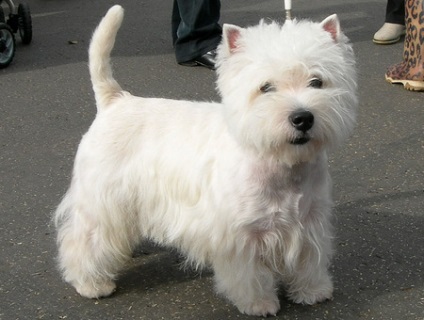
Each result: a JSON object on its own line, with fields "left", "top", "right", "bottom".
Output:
{"left": 238, "top": 297, "right": 280, "bottom": 317}
{"left": 75, "top": 280, "right": 116, "bottom": 299}
{"left": 288, "top": 282, "right": 333, "bottom": 305}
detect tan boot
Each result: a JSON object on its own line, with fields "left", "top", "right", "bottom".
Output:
{"left": 385, "top": 0, "right": 424, "bottom": 91}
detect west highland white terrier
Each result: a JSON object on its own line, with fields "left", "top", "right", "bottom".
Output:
{"left": 55, "top": 5, "right": 357, "bottom": 316}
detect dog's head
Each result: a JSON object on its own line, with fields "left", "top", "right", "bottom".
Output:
{"left": 216, "top": 15, "right": 358, "bottom": 166}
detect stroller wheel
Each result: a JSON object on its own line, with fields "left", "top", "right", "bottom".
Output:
{"left": 0, "top": 6, "right": 5, "bottom": 23}
{"left": 18, "top": 3, "right": 32, "bottom": 44}
{"left": 0, "top": 23, "right": 16, "bottom": 68}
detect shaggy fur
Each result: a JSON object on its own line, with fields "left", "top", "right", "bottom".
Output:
{"left": 55, "top": 5, "right": 357, "bottom": 316}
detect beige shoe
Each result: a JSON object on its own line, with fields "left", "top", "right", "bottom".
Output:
{"left": 373, "top": 23, "right": 405, "bottom": 44}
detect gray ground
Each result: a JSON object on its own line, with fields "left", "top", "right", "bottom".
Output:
{"left": 1, "top": 0, "right": 423, "bottom": 319}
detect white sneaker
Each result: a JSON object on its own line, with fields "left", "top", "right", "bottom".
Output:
{"left": 373, "top": 23, "right": 405, "bottom": 44}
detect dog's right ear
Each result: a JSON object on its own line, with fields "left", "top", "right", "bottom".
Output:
{"left": 222, "top": 24, "right": 244, "bottom": 55}
{"left": 320, "top": 14, "right": 341, "bottom": 42}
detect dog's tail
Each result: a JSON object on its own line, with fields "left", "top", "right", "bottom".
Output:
{"left": 89, "top": 5, "right": 124, "bottom": 109}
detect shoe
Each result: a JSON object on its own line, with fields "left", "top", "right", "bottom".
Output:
{"left": 385, "top": 59, "right": 424, "bottom": 92}
{"left": 385, "top": 62, "right": 424, "bottom": 92}
{"left": 179, "top": 50, "right": 217, "bottom": 70}
{"left": 385, "top": 75, "right": 424, "bottom": 91}
{"left": 373, "top": 23, "right": 405, "bottom": 44}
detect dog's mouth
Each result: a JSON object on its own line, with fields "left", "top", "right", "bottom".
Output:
{"left": 289, "top": 135, "right": 311, "bottom": 145}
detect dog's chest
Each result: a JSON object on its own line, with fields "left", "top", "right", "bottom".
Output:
{"left": 245, "top": 160, "right": 321, "bottom": 220}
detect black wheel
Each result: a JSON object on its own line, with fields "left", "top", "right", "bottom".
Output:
{"left": 0, "top": 6, "right": 5, "bottom": 23}
{"left": 18, "top": 3, "right": 32, "bottom": 44}
{"left": 0, "top": 23, "right": 15, "bottom": 68}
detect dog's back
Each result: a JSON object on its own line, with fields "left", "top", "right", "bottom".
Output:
{"left": 89, "top": 5, "right": 124, "bottom": 109}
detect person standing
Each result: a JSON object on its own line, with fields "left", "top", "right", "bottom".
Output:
{"left": 172, "top": 0, "right": 222, "bottom": 69}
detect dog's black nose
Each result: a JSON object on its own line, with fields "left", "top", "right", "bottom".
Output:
{"left": 289, "top": 110, "right": 314, "bottom": 132}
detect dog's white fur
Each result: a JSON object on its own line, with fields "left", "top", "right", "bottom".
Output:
{"left": 55, "top": 5, "right": 357, "bottom": 316}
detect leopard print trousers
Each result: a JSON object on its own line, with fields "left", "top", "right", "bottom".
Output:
{"left": 386, "top": 0, "right": 424, "bottom": 81}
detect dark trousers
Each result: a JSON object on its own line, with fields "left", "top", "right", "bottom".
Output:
{"left": 172, "top": 0, "right": 222, "bottom": 63}
{"left": 385, "top": 0, "right": 405, "bottom": 24}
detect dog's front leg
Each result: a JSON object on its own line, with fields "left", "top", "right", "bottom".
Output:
{"left": 284, "top": 210, "right": 334, "bottom": 305}
{"left": 285, "top": 258, "right": 333, "bottom": 305}
{"left": 212, "top": 253, "right": 280, "bottom": 317}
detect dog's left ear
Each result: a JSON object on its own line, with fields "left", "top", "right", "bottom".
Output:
{"left": 222, "top": 24, "right": 244, "bottom": 55}
{"left": 320, "top": 14, "right": 341, "bottom": 42}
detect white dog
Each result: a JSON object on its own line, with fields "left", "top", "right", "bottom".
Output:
{"left": 55, "top": 5, "right": 357, "bottom": 316}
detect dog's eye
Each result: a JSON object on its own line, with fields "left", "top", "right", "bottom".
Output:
{"left": 308, "top": 77, "right": 323, "bottom": 89}
{"left": 260, "top": 82, "right": 275, "bottom": 93}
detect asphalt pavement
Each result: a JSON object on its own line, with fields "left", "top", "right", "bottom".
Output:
{"left": 1, "top": 0, "right": 423, "bottom": 319}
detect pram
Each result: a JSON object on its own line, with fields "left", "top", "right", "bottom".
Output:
{"left": 0, "top": 0, "right": 32, "bottom": 68}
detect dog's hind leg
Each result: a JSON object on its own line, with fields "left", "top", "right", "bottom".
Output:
{"left": 55, "top": 193, "right": 134, "bottom": 298}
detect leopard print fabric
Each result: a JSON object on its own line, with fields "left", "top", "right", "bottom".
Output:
{"left": 386, "top": 0, "right": 424, "bottom": 81}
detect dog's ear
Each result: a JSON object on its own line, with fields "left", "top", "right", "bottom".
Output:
{"left": 222, "top": 24, "right": 244, "bottom": 54}
{"left": 320, "top": 14, "right": 340, "bottom": 42}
